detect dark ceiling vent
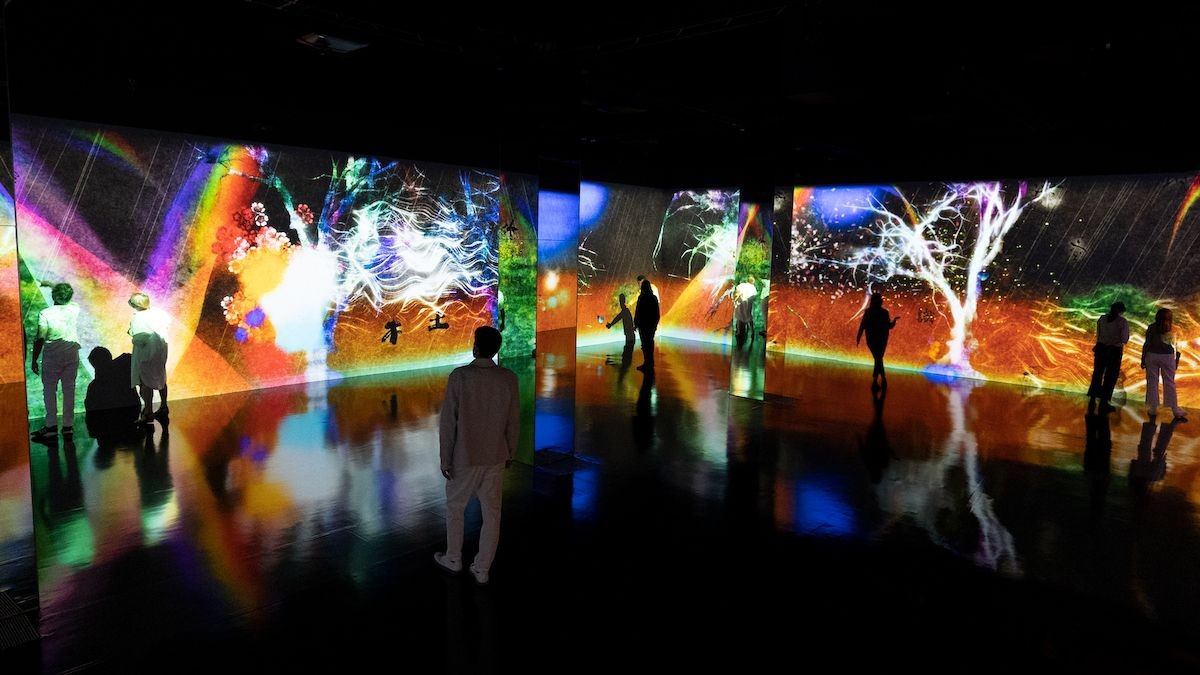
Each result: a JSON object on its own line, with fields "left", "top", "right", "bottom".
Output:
{"left": 296, "top": 32, "right": 369, "bottom": 55}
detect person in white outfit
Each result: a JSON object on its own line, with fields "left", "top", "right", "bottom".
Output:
{"left": 30, "top": 282, "right": 82, "bottom": 441}
{"left": 1141, "top": 308, "right": 1187, "bottom": 422}
{"left": 434, "top": 325, "right": 520, "bottom": 585}
{"left": 128, "top": 292, "right": 170, "bottom": 424}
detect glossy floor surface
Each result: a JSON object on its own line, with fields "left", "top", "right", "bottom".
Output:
{"left": 4, "top": 331, "right": 1200, "bottom": 671}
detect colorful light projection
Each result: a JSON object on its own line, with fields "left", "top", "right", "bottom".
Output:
{"left": 497, "top": 174, "right": 538, "bottom": 358}
{"left": 536, "top": 190, "right": 579, "bottom": 333}
{"left": 576, "top": 182, "right": 741, "bottom": 346}
{"left": 0, "top": 171, "right": 22, "bottom": 384}
{"left": 729, "top": 200, "right": 772, "bottom": 400}
{"left": 773, "top": 176, "right": 1200, "bottom": 405}
{"left": 13, "top": 116, "right": 533, "bottom": 417}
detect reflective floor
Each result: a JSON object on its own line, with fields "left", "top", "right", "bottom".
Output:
{"left": 4, "top": 334, "right": 1200, "bottom": 671}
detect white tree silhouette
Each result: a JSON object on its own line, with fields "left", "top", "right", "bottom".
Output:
{"left": 797, "top": 181, "right": 1055, "bottom": 373}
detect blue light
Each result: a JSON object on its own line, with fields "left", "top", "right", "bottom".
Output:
{"left": 811, "top": 186, "right": 882, "bottom": 229}
{"left": 245, "top": 307, "right": 266, "bottom": 328}
{"left": 537, "top": 190, "right": 580, "bottom": 241}
{"left": 579, "top": 182, "right": 608, "bottom": 227}
{"left": 535, "top": 410, "right": 574, "bottom": 453}
{"left": 234, "top": 326, "right": 249, "bottom": 343}
{"left": 792, "top": 476, "right": 855, "bottom": 537}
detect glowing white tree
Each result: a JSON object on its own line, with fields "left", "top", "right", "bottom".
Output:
{"left": 824, "top": 181, "right": 1054, "bottom": 372}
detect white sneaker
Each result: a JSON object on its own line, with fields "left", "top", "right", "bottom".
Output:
{"left": 434, "top": 552, "right": 462, "bottom": 574}
{"left": 469, "top": 563, "right": 489, "bottom": 585}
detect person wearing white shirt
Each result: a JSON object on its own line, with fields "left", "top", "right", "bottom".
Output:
{"left": 128, "top": 292, "right": 170, "bottom": 424}
{"left": 733, "top": 275, "right": 758, "bottom": 344}
{"left": 1087, "top": 301, "right": 1130, "bottom": 413}
{"left": 30, "top": 282, "right": 82, "bottom": 441}
{"left": 434, "top": 326, "right": 520, "bottom": 585}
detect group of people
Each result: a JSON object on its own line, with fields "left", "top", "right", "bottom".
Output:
{"left": 1088, "top": 302, "right": 1188, "bottom": 421}
{"left": 604, "top": 275, "right": 660, "bottom": 371}
{"left": 30, "top": 283, "right": 171, "bottom": 442}
{"left": 854, "top": 293, "right": 1189, "bottom": 421}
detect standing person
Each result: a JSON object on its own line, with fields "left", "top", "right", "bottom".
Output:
{"left": 1087, "top": 301, "right": 1129, "bottom": 413}
{"left": 733, "top": 275, "right": 758, "bottom": 344}
{"left": 633, "top": 279, "right": 660, "bottom": 371}
{"left": 856, "top": 292, "right": 900, "bottom": 390}
{"left": 435, "top": 326, "right": 520, "bottom": 585}
{"left": 606, "top": 293, "right": 636, "bottom": 349}
{"left": 128, "top": 292, "right": 170, "bottom": 424}
{"left": 1141, "top": 308, "right": 1188, "bottom": 421}
{"left": 30, "top": 282, "right": 82, "bottom": 441}
{"left": 636, "top": 275, "right": 660, "bottom": 300}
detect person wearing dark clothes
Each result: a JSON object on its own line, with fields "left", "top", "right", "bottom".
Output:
{"left": 606, "top": 293, "right": 636, "bottom": 349}
{"left": 856, "top": 292, "right": 900, "bottom": 390}
{"left": 83, "top": 347, "right": 142, "bottom": 441}
{"left": 633, "top": 279, "right": 660, "bottom": 371}
{"left": 1087, "top": 301, "right": 1129, "bottom": 413}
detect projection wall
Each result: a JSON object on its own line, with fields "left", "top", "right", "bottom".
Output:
{"left": 771, "top": 176, "right": 1200, "bottom": 405}
{"left": 13, "top": 116, "right": 536, "bottom": 418}
{"left": 536, "top": 190, "right": 579, "bottom": 333}
{"left": 577, "top": 182, "right": 742, "bottom": 346}
{"left": 729, "top": 200, "right": 772, "bottom": 400}
{"left": 0, "top": 170, "right": 21, "bottom": 384}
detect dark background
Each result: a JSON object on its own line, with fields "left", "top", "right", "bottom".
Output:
{"left": 4, "top": 2, "right": 1200, "bottom": 191}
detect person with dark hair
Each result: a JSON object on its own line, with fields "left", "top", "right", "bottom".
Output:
{"left": 606, "top": 293, "right": 636, "bottom": 349}
{"left": 1088, "top": 301, "right": 1129, "bottom": 413}
{"left": 856, "top": 292, "right": 900, "bottom": 390}
{"left": 636, "top": 275, "right": 659, "bottom": 300}
{"left": 434, "top": 325, "right": 520, "bottom": 585}
{"left": 30, "top": 282, "right": 82, "bottom": 441}
{"left": 633, "top": 279, "right": 660, "bottom": 371}
{"left": 128, "top": 292, "right": 170, "bottom": 424}
{"left": 1141, "top": 308, "right": 1187, "bottom": 421}
{"left": 84, "top": 347, "right": 142, "bottom": 440}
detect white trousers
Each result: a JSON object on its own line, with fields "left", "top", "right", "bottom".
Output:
{"left": 444, "top": 464, "right": 504, "bottom": 572}
{"left": 1145, "top": 352, "right": 1184, "bottom": 416}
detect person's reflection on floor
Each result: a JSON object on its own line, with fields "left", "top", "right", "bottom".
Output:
{"left": 1129, "top": 418, "right": 1177, "bottom": 520}
{"left": 605, "top": 343, "right": 635, "bottom": 384}
{"left": 632, "top": 369, "right": 655, "bottom": 453}
{"left": 1083, "top": 410, "right": 1113, "bottom": 522}
{"left": 135, "top": 424, "right": 172, "bottom": 509}
{"left": 859, "top": 387, "right": 892, "bottom": 484}
{"left": 46, "top": 438, "right": 84, "bottom": 517}
{"left": 442, "top": 575, "right": 499, "bottom": 674}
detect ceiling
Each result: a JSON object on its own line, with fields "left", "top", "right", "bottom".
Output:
{"left": 4, "top": 1, "right": 1200, "bottom": 191}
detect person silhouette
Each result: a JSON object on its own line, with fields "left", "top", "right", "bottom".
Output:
{"left": 859, "top": 387, "right": 892, "bottom": 484}
{"left": 30, "top": 282, "right": 82, "bottom": 441}
{"left": 606, "top": 293, "right": 636, "bottom": 349}
{"left": 1083, "top": 409, "right": 1113, "bottom": 521}
{"left": 1088, "top": 301, "right": 1129, "bottom": 413}
{"left": 1140, "top": 308, "right": 1187, "bottom": 421}
{"left": 83, "top": 347, "right": 141, "bottom": 439}
{"left": 856, "top": 292, "right": 900, "bottom": 390}
{"left": 633, "top": 279, "right": 660, "bottom": 371}
{"left": 636, "top": 275, "right": 660, "bottom": 300}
